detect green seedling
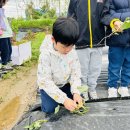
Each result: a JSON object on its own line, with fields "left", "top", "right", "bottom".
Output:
{"left": 54, "top": 105, "right": 60, "bottom": 114}
{"left": 111, "top": 17, "right": 130, "bottom": 35}
{"left": 24, "top": 119, "right": 48, "bottom": 130}
{"left": 71, "top": 103, "right": 89, "bottom": 116}
{"left": 53, "top": 85, "right": 89, "bottom": 115}
{"left": 121, "top": 17, "right": 130, "bottom": 30}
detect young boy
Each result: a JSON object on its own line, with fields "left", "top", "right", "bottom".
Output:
{"left": 67, "top": 0, "right": 106, "bottom": 99}
{"left": 0, "top": 0, "right": 13, "bottom": 70}
{"left": 37, "top": 17, "right": 83, "bottom": 114}
{"left": 101, "top": 0, "right": 130, "bottom": 97}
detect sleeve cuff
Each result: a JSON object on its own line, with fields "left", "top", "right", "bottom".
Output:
{"left": 71, "top": 88, "right": 80, "bottom": 95}
{"left": 54, "top": 94, "right": 68, "bottom": 104}
{"left": 110, "top": 18, "right": 121, "bottom": 29}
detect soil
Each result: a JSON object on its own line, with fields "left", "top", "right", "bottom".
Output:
{"left": 0, "top": 65, "right": 38, "bottom": 130}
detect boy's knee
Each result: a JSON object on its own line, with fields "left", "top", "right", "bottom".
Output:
{"left": 40, "top": 90, "right": 58, "bottom": 113}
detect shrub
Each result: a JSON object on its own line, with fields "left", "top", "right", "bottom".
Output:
{"left": 11, "top": 18, "right": 55, "bottom": 33}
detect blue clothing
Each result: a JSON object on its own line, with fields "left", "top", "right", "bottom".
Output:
{"left": 7, "top": 38, "right": 12, "bottom": 61}
{"left": 101, "top": 0, "right": 130, "bottom": 88}
{"left": 40, "top": 83, "right": 73, "bottom": 114}
{"left": 101, "top": 0, "right": 130, "bottom": 47}
{"left": 107, "top": 47, "right": 130, "bottom": 88}
{"left": 0, "top": 38, "right": 12, "bottom": 65}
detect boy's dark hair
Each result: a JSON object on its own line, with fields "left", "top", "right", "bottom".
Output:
{"left": 52, "top": 17, "right": 79, "bottom": 46}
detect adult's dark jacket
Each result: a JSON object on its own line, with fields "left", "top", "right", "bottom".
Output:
{"left": 68, "top": 0, "right": 105, "bottom": 49}
{"left": 101, "top": 0, "right": 130, "bottom": 47}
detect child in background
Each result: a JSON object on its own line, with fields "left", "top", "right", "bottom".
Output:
{"left": 37, "top": 17, "right": 83, "bottom": 113}
{"left": 0, "top": 0, "right": 13, "bottom": 70}
{"left": 67, "top": 0, "right": 106, "bottom": 99}
{"left": 101, "top": 0, "right": 130, "bottom": 97}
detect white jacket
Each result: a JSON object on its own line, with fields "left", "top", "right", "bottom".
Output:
{"left": 37, "top": 35, "right": 81, "bottom": 104}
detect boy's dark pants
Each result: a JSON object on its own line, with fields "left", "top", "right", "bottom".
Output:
{"left": 0, "top": 38, "right": 12, "bottom": 65}
{"left": 7, "top": 38, "right": 12, "bottom": 62}
{"left": 40, "top": 83, "right": 73, "bottom": 114}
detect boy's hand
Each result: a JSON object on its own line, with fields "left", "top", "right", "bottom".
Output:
{"left": 113, "top": 21, "right": 123, "bottom": 32}
{"left": 73, "top": 93, "right": 83, "bottom": 105}
{"left": 64, "top": 98, "right": 77, "bottom": 111}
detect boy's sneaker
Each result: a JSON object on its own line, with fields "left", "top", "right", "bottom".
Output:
{"left": 118, "top": 87, "right": 130, "bottom": 97}
{"left": 89, "top": 91, "right": 98, "bottom": 99}
{"left": 7, "top": 61, "right": 13, "bottom": 66}
{"left": 2, "top": 63, "right": 13, "bottom": 71}
{"left": 108, "top": 87, "right": 117, "bottom": 98}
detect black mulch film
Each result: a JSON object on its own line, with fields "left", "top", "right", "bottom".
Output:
{"left": 12, "top": 47, "right": 130, "bottom": 130}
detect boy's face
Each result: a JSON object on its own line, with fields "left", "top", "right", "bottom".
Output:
{"left": 52, "top": 37, "right": 74, "bottom": 55}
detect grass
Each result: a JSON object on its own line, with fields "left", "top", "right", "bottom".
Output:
{"left": 2, "top": 32, "right": 45, "bottom": 79}
{"left": 31, "top": 32, "right": 45, "bottom": 63}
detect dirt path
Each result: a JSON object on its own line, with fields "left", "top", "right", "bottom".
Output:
{"left": 0, "top": 65, "right": 38, "bottom": 130}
